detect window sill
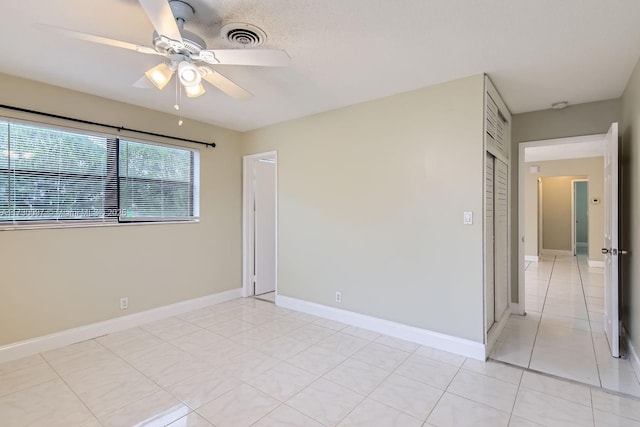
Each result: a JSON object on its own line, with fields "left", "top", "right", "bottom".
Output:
{"left": 0, "top": 219, "right": 200, "bottom": 232}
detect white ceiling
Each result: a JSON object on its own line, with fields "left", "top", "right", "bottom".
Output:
{"left": 1, "top": 0, "right": 640, "bottom": 131}
{"left": 524, "top": 137, "right": 605, "bottom": 162}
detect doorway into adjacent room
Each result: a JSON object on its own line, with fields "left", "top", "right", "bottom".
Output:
{"left": 492, "top": 126, "right": 638, "bottom": 395}
{"left": 243, "top": 152, "right": 277, "bottom": 303}
{"left": 573, "top": 180, "right": 589, "bottom": 256}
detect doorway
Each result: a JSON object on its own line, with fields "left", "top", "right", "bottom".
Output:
{"left": 242, "top": 152, "right": 277, "bottom": 301}
{"left": 573, "top": 180, "right": 589, "bottom": 255}
{"left": 492, "top": 130, "right": 638, "bottom": 394}
{"left": 537, "top": 175, "right": 587, "bottom": 257}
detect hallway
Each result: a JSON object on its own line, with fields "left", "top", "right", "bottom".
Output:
{"left": 491, "top": 253, "right": 640, "bottom": 396}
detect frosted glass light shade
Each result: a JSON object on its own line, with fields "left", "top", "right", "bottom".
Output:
{"left": 144, "top": 63, "right": 173, "bottom": 90}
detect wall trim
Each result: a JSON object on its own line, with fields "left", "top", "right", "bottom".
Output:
{"left": 276, "top": 295, "right": 485, "bottom": 360}
{"left": 524, "top": 255, "right": 539, "bottom": 262}
{"left": 588, "top": 260, "right": 605, "bottom": 268}
{"left": 0, "top": 288, "right": 243, "bottom": 364}
{"left": 541, "top": 249, "right": 573, "bottom": 256}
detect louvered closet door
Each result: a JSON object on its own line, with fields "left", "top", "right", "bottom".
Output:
{"left": 494, "top": 158, "right": 509, "bottom": 319}
{"left": 485, "top": 94, "right": 508, "bottom": 158}
{"left": 485, "top": 153, "right": 495, "bottom": 328}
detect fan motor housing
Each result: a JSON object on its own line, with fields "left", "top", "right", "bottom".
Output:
{"left": 153, "top": 29, "right": 206, "bottom": 55}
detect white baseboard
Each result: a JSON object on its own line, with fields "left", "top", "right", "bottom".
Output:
{"left": 541, "top": 249, "right": 573, "bottom": 256}
{"left": 0, "top": 288, "right": 243, "bottom": 364}
{"left": 576, "top": 242, "right": 588, "bottom": 248}
{"left": 524, "top": 255, "right": 539, "bottom": 262}
{"left": 588, "top": 260, "right": 605, "bottom": 268}
{"left": 276, "top": 295, "right": 485, "bottom": 360}
{"left": 623, "top": 325, "right": 640, "bottom": 384}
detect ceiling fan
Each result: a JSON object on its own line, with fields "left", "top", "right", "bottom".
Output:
{"left": 37, "top": 0, "right": 291, "bottom": 101}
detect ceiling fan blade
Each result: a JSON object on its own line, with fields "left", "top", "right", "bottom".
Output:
{"left": 200, "top": 68, "right": 253, "bottom": 100}
{"left": 138, "top": 0, "right": 183, "bottom": 45}
{"left": 197, "top": 49, "right": 291, "bottom": 67}
{"left": 35, "top": 23, "right": 160, "bottom": 55}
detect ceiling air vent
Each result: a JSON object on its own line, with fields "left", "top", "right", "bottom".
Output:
{"left": 220, "top": 23, "right": 267, "bottom": 47}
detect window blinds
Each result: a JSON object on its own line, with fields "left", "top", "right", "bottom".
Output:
{"left": 0, "top": 120, "right": 116, "bottom": 222}
{"left": 0, "top": 119, "right": 199, "bottom": 224}
{"left": 119, "top": 139, "right": 198, "bottom": 221}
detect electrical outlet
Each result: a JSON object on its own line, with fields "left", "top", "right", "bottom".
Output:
{"left": 335, "top": 291, "right": 342, "bottom": 303}
{"left": 120, "top": 297, "right": 128, "bottom": 310}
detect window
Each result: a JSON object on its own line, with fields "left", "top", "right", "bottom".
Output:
{"left": 119, "top": 139, "right": 198, "bottom": 221}
{"left": 0, "top": 118, "right": 199, "bottom": 225}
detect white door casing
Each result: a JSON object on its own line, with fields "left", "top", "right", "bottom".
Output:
{"left": 603, "top": 122, "right": 620, "bottom": 358}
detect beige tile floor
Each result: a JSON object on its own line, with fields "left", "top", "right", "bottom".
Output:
{"left": 492, "top": 251, "right": 640, "bottom": 397}
{"left": 255, "top": 292, "right": 276, "bottom": 303}
{"left": 2, "top": 296, "right": 640, "bottom": 426}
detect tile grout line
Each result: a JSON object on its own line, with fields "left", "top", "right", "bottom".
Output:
{"left": 577, "top": 253, "right": 604, "bottom": 389}
{"left": 330, "top": 337, "right": 422, "bottom": 424}
{"left": 40, "top": 347, "right": 106, "bottom": 426}
{"left": 527, "top": 255, "right": 556, "bottom": 369}
{"left": 245, "top": 325, "right": 410, "bottom": 426}
{"left": 506, "top": 361, "right": 527, "bottom": 425}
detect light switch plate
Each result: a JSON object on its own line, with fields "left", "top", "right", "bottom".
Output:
{"left": 463, "top": 211, "right": 473, "bottom": 225}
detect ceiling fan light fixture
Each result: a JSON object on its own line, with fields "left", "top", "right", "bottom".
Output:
{"left": 178, "top": 61, "right": 201, "bottom": 87}
{"left": 184, "top": 82, "right": 206, "bottom": 98}
{"left": 144, "top": 63, "right": 174, "bottom": 90}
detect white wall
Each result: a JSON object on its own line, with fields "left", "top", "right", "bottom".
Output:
{"left": 243, "top": 75, "right": 487, "bottom": 343}
{"left": 0, "top": 74, "right": 243, "bottom": 346}
{"left": 621, "top": 57, "right": 640, "bottom": 360}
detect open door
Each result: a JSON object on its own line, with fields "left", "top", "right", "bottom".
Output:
{"left": 603, "top": 122, "right": 619, "bottom": 358}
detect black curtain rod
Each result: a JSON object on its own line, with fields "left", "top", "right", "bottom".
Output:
{"left": 0, "top": 104, "right": 216, "bottom": 148}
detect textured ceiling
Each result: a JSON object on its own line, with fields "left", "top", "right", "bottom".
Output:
{"left": 1, "top": 0, "right": 640, "bottom": 131}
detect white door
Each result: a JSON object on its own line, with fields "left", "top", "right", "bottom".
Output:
{"left": 254, "top": 159, "right": 276, "bottom": 295}
{"left": 485, "top": 153, "right": 495, "bottom": 328}
{"left": 486, "top": 152, "right": 509, "bottom": 333}
{"left": 494, "top": 158, "right": 509, "bottom": 319}
{"left": 603, "top": 122, "right": 619, "bottom": 357}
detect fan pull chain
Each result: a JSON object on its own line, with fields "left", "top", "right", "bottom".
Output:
{"left": 174, "top": 76, "right": 184, "bottom": 126}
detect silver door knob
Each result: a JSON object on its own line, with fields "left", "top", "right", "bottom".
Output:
{"left": 602, "top": 248, "right": 610, "bottom": 254}
{"left": 620, "top": 250, "right": 629, "bottom": 255}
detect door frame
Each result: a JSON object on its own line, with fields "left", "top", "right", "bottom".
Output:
{"left": 242, "top": 151, "right": 278, "bottom": 298}
{"left": 571, "top": 179, "right": 589, "bottom": 256}
{"left": 518, "top": 134, "right": 604, "bottom": 315}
